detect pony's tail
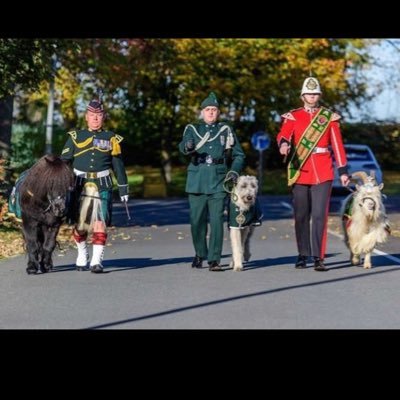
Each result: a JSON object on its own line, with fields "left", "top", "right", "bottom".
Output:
{"left": 77, "top": 182, "right": 105, "bottom": 233}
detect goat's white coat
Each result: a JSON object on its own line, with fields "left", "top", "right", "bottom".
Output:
{"left": 341, "top": 172, "right": 390, "bottom": 269}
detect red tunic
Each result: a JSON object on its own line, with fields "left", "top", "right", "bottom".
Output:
{"left": 277, "top": 107, "right": 348, "bottom": 185}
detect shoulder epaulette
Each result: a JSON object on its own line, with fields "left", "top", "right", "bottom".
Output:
{"left": 114, "top": 133, "right": 124, "bottom": 143}
{"left": 281, "top": 112, "right": 296, "bottom": 121}
{"left": 67, "top": 130, "right": 77, "bottom": 139}
{"left": 110, "top": 134, "right": 123, "bottom": 156}
{"left": 331, "top": 112, "right": 341, "bottom": 121}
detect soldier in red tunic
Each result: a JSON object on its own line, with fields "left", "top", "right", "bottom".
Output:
{"left": 277, "top": 77, "right": 350, "bottom": 271}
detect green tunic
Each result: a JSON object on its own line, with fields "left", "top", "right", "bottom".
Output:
{"left": 179, "top": 120, "right": 245, "bottom": 263}
{"left": 61, "top": 128, "right": 128, "bottom": 226}
{"left": 178, "top": 121, "right": 245, "bottom": 194}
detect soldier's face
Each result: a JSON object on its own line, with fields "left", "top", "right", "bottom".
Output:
{"left": 86, "top": 111, "right": 105, "bottom": 131}
{"left": 202, "top": 106, "right": 219, "bottom": 124}
{"left": 302, "top": 94, "right": 320, "bottom": 107}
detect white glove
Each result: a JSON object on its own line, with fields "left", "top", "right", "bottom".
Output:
{"left": 120, "top": 195, "right": 129, "bottom": 202}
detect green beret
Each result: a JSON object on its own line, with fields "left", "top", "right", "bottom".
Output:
{"left": 201, "top": 92, "right": 219, "bottom": 109}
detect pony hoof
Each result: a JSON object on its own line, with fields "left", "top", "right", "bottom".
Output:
{"left": 26, "top": 267, "right": 38, "bottom": 275}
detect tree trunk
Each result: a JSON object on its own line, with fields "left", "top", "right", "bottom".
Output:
{"left": 0, "top": 95, "right": 14, "bottom": 192}
{"left": 161, "top": 149, "right": 172, "bottom": 184}
{"left": 0, "top": 95, "right": 13, "bottom": 161}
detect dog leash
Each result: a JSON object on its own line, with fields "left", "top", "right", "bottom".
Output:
{"left": 223, "top": 171, "right": 239, "bottom": 202}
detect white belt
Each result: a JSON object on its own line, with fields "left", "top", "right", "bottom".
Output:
{"left": 74, "top": 168, "right": 110, "bottom": 178}
{"left": 312, "top": 147, "right": 329, "bottom": 154}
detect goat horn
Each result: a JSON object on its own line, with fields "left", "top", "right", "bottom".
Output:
{"left": 351, "top": 171, "right": 369, "bottom": 184}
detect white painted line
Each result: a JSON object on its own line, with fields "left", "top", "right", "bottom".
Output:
{"left": 328, "top": 229, "right": 400, "bottom": 265}
{"left": 280, "top": 201, "right": 293, "bottom": 211}
{"left": 370, "top": 249, "right": 400, "bottom": 264}
{"left": 328, "top": 229, "right": 343, "bottom": 240}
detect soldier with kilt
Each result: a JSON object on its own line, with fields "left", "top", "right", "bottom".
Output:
{"left": 61, "top": 98, "right": 128, "bottom": 273}
{"left": 277, "top": 77, "right": 350, "bottom": 271}
{"left": 179, "top": 92, "right": 245, "bottom": 271}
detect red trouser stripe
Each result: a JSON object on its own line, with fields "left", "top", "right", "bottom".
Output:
{"left": 320, "top": 195, "right": 331, "bottom": 259}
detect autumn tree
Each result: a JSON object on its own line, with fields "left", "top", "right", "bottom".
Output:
{"left": 12, "top": 38, "right": 376, "bottom": 176}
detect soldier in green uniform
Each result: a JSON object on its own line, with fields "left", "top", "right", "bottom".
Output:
{"left": 179, "top": 92, "right": 245, "bottom": 271}
{"left": 61, "top": 98, "right": 128, "bottom": 273}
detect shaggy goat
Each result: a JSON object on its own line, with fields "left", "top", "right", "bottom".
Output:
{"left": 341, "top": 171, "right": 390, "bottom": 269}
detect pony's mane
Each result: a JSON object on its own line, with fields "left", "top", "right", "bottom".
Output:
{"left": 21, "top": 155, "right": 74, "bottom": 200}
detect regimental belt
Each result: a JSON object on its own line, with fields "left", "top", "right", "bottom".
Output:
{"left": 192, "top": 155, "right": 225, "bottom": 165}
{"left": 74, "top": 169, "right": 110, "bottom": 179}
{"left": 287, "top": 107, "right": 332, "bottom": 186}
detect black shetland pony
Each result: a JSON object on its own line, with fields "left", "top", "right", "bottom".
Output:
{"left": 20, "top": 155, "right": 74, "bottom": 274}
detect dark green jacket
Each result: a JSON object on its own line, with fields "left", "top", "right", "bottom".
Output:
{"left": 179, "top": 121, "right": 245, "bottom": 194}
{"left": 61, "top": 128, "right": 128, "bottom": 196}
{"left": 228, "top": 200, "right": 257, "bottom": 228}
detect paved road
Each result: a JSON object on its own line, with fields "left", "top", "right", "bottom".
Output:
{"left": 0, "top": 195, "right": 399, "bottom": 329}
{"left": 111, "top": 194, "right": 400, "bottom": 227}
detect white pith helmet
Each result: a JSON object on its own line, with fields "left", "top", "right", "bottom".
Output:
{"left": 301, "top": 77, "right": 322, "bottom": 96}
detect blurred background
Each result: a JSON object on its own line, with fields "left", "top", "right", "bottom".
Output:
{"left": 1, "top": 38, "right": 400, "bottom": 203}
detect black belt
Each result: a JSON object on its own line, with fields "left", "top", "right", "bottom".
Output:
{"left": 192, "top": 155, "right": 225, "bottom": 165}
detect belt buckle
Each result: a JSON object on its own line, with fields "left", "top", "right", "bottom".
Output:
{"left": 88, "top": 172, "right": 97, "bottom": 179}
{"left": 206, "top": 155, "right": 213, "bottom": 164}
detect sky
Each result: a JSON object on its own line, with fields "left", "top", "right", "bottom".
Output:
{"left": 355, "top": 39, "right": 400, "bottom": 123}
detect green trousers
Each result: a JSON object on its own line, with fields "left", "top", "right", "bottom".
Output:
{"left": 188, "top": 192, "right": 226, "bottom": 263}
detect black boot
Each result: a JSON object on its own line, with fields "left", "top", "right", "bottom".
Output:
{"left": 314, "top": 257, "right": 328, "bottom": 271}
{"left": 90, "top": 264, "right": 104, "bottom": 274}
{"left": 295, "top": 255, "right": 307, "bottom": 269}
{"left": 191, "top": 255, "right": 203, "bottom": 269}
{"left": 208, "top": 261, "right": 223, "bottom": 271}
{"left": 76, "top": 265, "right": 90, "bottom": 271}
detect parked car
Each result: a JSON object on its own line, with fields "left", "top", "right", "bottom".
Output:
{"left": 332, "top": 144, "right": 383, "bottom": 193}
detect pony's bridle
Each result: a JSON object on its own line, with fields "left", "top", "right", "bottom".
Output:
{"left": 44, "top": 195, "right": 65, "bottom": 213}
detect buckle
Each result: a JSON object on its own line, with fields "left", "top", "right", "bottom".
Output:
{"left": 87, "top": 172, "right": 97, "bottom": 179}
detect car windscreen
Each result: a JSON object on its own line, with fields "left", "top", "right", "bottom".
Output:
{"left": 332, "top": 148, "right": 373, "bottom": 162}
{"left": 346, "top": 149, "right": 373, "bottom": 161}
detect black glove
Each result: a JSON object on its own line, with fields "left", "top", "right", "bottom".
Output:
{"left": 226, "top": 171, "right": 238, "bottom": 185}
{"left": 185, "top": 139, "right": 195, "bottom": 152}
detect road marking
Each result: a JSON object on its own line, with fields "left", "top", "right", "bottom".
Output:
{"left": 371, "top": 249, "right": 400, "bottom": 264}
{"left": 280, "top": 201, "right": 293, "bottom": 211}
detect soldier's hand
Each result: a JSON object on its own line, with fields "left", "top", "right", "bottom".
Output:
{"left": 120, "top": 195, "right": 129, "bottom": 202}
{"left": 279, "top": 143, "right": 290, "bottom": 156}
{"left": 340, "top": 174, "right": 350, "bottom": 187}
{"left": 185, "top": 139, "right": 195, "bottom": 151}
{"left": 226, "top": 171, "right": 238, "bottom": 185}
